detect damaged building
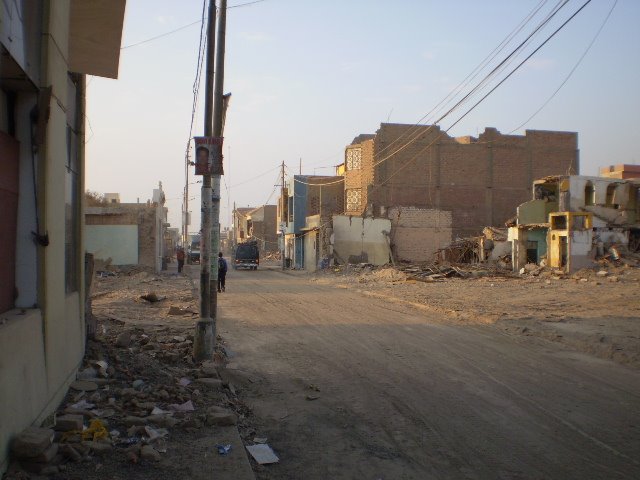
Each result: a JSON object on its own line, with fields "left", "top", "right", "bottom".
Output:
{"left": 232, "top": 205, "right": 278, "bottom": 255}
{"left": 510, "top": 169, "right": 640, "bottom": 272}
{"left": 84, "top": 184, "right": 169, "bottom": 273}
{"left": 339, "top": 123, "right": 579, "bottom": 263}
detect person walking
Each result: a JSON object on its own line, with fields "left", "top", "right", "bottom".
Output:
{"left": 176, "top": 247, "right": 185, "bottom": 273}
{"left": 217, "top": 252, "right": 227, "bottom": 293}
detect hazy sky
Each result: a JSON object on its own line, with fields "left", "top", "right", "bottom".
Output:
{"left": 86, "top": 0, "right": 640, "bottom": 232}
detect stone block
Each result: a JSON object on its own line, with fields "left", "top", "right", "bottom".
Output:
{"left": 54, "top": 414, "right": 84, "bottom": 432}
{"left": 11, "top": 427, "right": 55, "bottom": 458}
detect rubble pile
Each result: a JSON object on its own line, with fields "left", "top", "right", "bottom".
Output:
{"left": 5, "top": 318, "right": 252, "bottom": 478}
{"left": 434, "top": 237, "right": 481, "bottom": 264}
{"left": 262, "top": 251, "right": 282, "bottom": 261}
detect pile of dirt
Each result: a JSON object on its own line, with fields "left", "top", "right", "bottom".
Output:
{"left": 359, "top": 267, "right": 407, "bottom": 283}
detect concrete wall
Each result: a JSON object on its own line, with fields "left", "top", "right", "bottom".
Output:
{"left": 85, "top": 225, "right": 138, "bottom": 264}
{"left": 86, "top": 204, "right": 163, "bottom": 271}
{"left": 387, "top": 206, "right": 453, "bottom": 262}
{"left": 304, "top": 230, "right": 318, "bottom": 272}
{"left": 332, "top": 215, "right": 391, "bottom": 266}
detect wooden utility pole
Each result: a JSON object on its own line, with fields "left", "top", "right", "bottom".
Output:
{"left": 193, "top": 0, "right": 216, "bottom": 362}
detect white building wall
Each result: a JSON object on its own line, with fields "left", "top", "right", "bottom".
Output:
{"left": 85, "top": 225, "right": 139, "bottom": 265}
{"left": 332, "top": 215, "right": 391, "bottom": 265}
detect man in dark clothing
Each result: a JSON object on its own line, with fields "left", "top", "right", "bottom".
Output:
{"left": 176, "top": 247, "right": 185, "bottom": 273}
{"left": 218, "top": 252, "right": 227, "bottom": 293}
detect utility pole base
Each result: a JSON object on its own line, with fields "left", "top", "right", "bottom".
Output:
{"left": 193, "top": 317, "right": 216, "bottom": 362}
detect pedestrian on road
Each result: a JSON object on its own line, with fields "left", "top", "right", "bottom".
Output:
{"left": 218, "top": 252, "right": 227, "bottom": 293}
{"left": 177, "top": 247, "right": 185, "bottom": 273}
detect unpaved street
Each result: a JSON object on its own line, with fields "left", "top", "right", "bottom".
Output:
{"left": 211, "top": 264, "right": 640, "bottom": 480}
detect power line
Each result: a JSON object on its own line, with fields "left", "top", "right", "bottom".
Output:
{"left": 301, "top": 1, "right": 554, "bottom": 172}
{"left": 228, "top": 0, "right": 267, "bottom": 9}
{"left": 339, "top": 0, "right": 596, "bottom": 213}
{"left": 371, "top": 0, "right": 570, "bottom": 169}
{"left": 279, "top": 1, "right": 579, "bottom": 189}
{"left": 182, "top": 0, "right": 208, "bottom": 245}
{"left": 446, "top": 0, "right": 594, "bottom": 132}
{"left": 370, "top": 0, "right": 553, "bottom": 162}
{"left": 121, "top": 20, "right": 202, "bottom": 50}
{"left": 509, "top": 0, "right": 618, "bottom": 133}
{"left": 229, "top": 165, "right": 281, "bottom": 188}
{"left": 120, "top": 1, "right": 268, "bottom": 50}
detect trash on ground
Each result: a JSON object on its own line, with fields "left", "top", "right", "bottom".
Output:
{"left": 246, "top": 444, "right": 279, "bottom": 464}
{"left": 168, "top": 400, "right": 195, "bottom": 412}
{"left": 216, "top": 444, "right": 232, "bottom": 455}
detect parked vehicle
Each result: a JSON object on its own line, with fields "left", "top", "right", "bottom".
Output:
{"left": 188, "top": 237, "right": 200, "bottom": 264}
{"left": 234, "top": 241, "right": 259, "bottom": 270}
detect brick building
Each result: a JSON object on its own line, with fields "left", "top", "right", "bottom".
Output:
{"left": 343, "top": 123, "right": 578, "bottom": 261}
{"left": 232, "top": 205, "right": 278, "bottom": 254}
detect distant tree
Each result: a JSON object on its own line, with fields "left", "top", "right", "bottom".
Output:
{"left": 85, "top": 190, "right": 108, "bottom": 206}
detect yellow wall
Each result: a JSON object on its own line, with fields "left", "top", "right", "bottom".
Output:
{"left": 0, "top": 1, "right": 86, "bottom": 472}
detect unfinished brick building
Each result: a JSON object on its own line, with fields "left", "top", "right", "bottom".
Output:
{"left": 344, "top": 123, "right": 578, "bottom": 261}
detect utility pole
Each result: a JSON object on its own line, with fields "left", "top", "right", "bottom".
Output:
{"left": 209, "top": 0, "right": 228, "bottom": 330}
{"left": 281, "top": 161, "right": 285, "bottom": 270}
{"left": 193, "top": 0, "right": 216, "bottom": 362}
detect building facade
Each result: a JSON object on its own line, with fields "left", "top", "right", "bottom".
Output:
{"left": 84, "top": 185, "right": 169, "bottom": 272}
{"left": 343, "top": 123, "right": 578, "bottom": 261}
{"left": 280, "top": 175, "right": 345, "bottom": 269}
{"left": 0, "top": 0, "right": 125, "bottom": 473}
{"left": 510, "top": 174, "right": 640, "bottom": 272}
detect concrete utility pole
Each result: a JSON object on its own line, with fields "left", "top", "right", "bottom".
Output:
{"left": 209, "top": 0, "right": 228, "bottom": 332}
{"left": 281, "top": 161, "right": 286, "bottom": 270}
{"left": 193, "top": 0, "right": 217, "bottom": 362}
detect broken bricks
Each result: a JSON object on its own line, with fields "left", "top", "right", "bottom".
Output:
{"left": 11, "top": 427, "right": 55, "bottom": 459}
{"left": 54, "top": 414, "right": 84, "bottom": 432}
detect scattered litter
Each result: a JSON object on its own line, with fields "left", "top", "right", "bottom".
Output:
{"left": 168, "top": 400, "right": 195, "bottom": 412}
{"left": 151, "top": 407, "right": 172, "bottom": 416}
{"left": 216, "top": 444, "right": 232, "bottom": 455}
{"left": 116, "top": 437, "right": 140, "bottom": 447}
{"left": 178, "top": 377, "right": 192, "bottom": 387}
{"left": 70, "top": 399, "right": 95, "bottom": 410}
{"left": 306, "top": 395, "right": 320, "bottom": 401}
{"left": 308, "top": 384, "right": 320, "bottom": 392}
{"left": 246, "top": 444, "right": 279, "bottom": 464}
{"left": 62, "top": 419, "right": 108, "bottom": 442}
{"left": 144, "top": 426, "right": 168, "bottom": 441}
{"left": 253, "top": 437, "right": 268, "bottom": 444}
{"left": 153, "top": 437, "right": 168, "bottom": 453}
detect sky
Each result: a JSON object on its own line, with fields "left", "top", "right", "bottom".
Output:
{"left": 85, "top": 0, "right": 640, "bottom": 232}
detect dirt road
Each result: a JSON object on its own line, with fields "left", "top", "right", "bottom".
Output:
{"left": 210, "top": 264, "right": 640, "bottom": 479}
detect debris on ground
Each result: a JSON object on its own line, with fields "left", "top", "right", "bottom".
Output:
{"left": 216, "top": 444, "right": 232, "bottom": 456}
{"left": 4, "top": 269, "right": 256, "bottom": 479}
{"left": 246, "top": 444, "right": 280, "bottom": 465}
